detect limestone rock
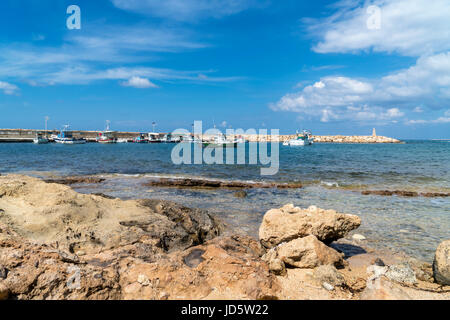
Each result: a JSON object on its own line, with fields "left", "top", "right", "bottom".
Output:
{"left": 262, "top": 248, "right": 286, "bottom": 276}
{"left": 259, "top": 205, "right": 361, "bottom": 248}
{"left": 433, "top": 240, "right": 450, "bottom": 285}
{"left": 352, "top": 234, "right": 366, "bottom": 241}
{"left": 313, "top": 265, "right": 345, "bottom": 287}
{"left": 385, "top": 263, "right": 417, "bottom": 285}
{"left": 0, "top": 175, "right": 221, "bottom": 255}
{"left": 276, "top": 235, "right": 345, "bottom": 269}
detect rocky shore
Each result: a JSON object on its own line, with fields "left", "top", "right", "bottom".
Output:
{"left": 0, "top": 174, "right": 448, "bottom": 300}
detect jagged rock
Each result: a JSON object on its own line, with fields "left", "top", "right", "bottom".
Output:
{"left": 407, "top": 259, "right": 433, "bottom": 283}
{"left": 119, "top": 236, "right": 280, "bottom": 300}
{"left": 276, "top": 235, "right": 345, "bottom": 269}
{"left": 261, "top": 248, "right": 286, "bottom": 276}
{"left": 385, "top": 263, "right": 417, "bottom": 285}
{"left": 0, "top": 175, "right": 221, "bottom": 255}
{"left": 259, "top": 204, "right": 361, "bottom": 248}
{"left": 433, "top": 240, "right": 450, "bottom": 285}
{"left": 313, "top": 265, "right": 345, "bottom": 287}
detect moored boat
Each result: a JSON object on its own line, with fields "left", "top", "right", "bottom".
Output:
{"left": 283, "top": 130, "right": 314, "bottom": 146}
{"left": 133, "top": 133, "right": 149, "bottom": 143}
{"left": 97, "top": 121, "right": 117, "bottom": 144}
{"left": 33, "top": 133, "right": 49, "bottom": 144}
{"left": 54, "top": 125, "right": 86, "bottom": 144}
{"left": 203, "top": 134, "right": 238, "bottom": 148}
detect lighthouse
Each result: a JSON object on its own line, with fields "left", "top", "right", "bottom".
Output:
{"left": 372, "top": 128, "right": 377, "bottom": 137}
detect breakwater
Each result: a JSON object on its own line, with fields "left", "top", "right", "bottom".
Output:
{"left": 0, "top": 128, "right": 401, "bottom": 143}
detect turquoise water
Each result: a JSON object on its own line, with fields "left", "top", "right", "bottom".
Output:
{"left": 0, "top": 141, "right": 449, "bottom": 261}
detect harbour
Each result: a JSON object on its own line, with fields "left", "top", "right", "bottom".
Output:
{"left": 0, "top": 128, "right": 402, "bottom": 144}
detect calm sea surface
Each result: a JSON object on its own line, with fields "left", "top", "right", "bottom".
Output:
{"left": 0, "top": 140, "right": 449, "bottom": 261}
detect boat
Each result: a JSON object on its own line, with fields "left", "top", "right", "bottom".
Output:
{"left": 133, "top": 133, "right": 149, "bottom": 143}
{"left": 54, "top": 125, "right": 86, "bottom": 144}
{"left": 33, "top": 116, "right": 50, "bottom": 144}
{"left": 97, "top": 121, "right": 117, "bottom": 144}
{"left": 161, "top": 133, "right": 181, "bottom": 143}
{"left": 148, "top": 132, "right": 162, "bottom": 143}
{"left": 117, "top": 138, "right": 129, "bottom": 143}
{"left": 283, "top": 130, "right": 314, "bottom": 146}
{"left": 203, "top": 134, "right": 238, "bottom": 148}
{"left": 33, "top": 132, "right": 49, "bottom": 144}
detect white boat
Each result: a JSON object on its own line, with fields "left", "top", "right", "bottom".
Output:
{"left": 203, "top": 135, "right": 238, "bottom": 148}
{"left": 54, "top": 125, "right": 86, "bottom": 144}
{"left": 33, "top": 117, "right": 50, "bottom": 144}
{"left": 117, "top": 138, "right": 129, "bottom": 143}
{"left": 283, "top": 130, "right": 314, "bottom": 146}
{"left": 97, "top": 121, "right": 117, "bottom": 144}
{"left": 148, "top": 132, "right": 162, "bottom": 143}
{"left": 33, "top": 133, "right": 49, "bottom": 144}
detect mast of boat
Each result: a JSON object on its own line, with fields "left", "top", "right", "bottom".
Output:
{"left": 45, "top": 116, "right": 49, "bottom": 138}
{"left": 152, "top": 121, "right": 156, "bottom": 133}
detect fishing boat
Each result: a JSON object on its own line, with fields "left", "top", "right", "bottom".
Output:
{"left": 117, "top": 138, "right": 129, "bottom": 143}
{"left": 54, "top": 125, "right": 86, "bottom": 144}
{"left": 148, "top": 132, "right": 162, "bottom": 143}
{"left": 133, "top": 133, "right": 149, "bottom": 143}
{"left": 33, "top": 116, "right": 50, "bottom": 144}
{"left": 283, "top": 130, "right": 314, "bottom": 146}
{"left": 97, "top": 121, "right": 117, "bottom": 144}
{"left": 33, "top": 132, "right": 49, "bottom": 144}
{"left": 161, "top": 133, "right": 181, "bottom": 143}
{"left": 203, "top": 134, "right": 238, "bottom": 148}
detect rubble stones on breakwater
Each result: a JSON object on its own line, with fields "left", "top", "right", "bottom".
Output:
{"left": 142, "top": 178, "right": 303, "bottom": 190}
{"left": 310, "top": 135, "right": 401, "bottom": 144}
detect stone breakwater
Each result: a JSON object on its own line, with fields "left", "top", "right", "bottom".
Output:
{"left": 0, "top": 128, "right": 400, "bottom": 144}
{"left": 0, "top": 175, "right": 448, "bottom": 300}
{"left": 204, "top": 134, "right": 401, "bottom": 143}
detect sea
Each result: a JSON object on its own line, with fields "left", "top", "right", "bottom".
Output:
{"left": 0, "top": 140, "right": 449, "bottom": 262}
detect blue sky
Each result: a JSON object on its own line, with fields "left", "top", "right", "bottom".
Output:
{"left": 0, "top": 0, "right": 449, "bottom": 138}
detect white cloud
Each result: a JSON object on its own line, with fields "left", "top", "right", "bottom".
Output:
{"left": 271, "top": 53, "right": 450, "bottom": 123}
{"left": 407, "top": 116, "right": 450, "bottom": 125}
{"left": 111, "top": 0, "right": 260, "bottom": 21}
{"left": 0, "top": 81, "right": 19, "bottom": 95}
{"left": 0, "top": 24, "right": 241, "bottom": 87}
{"left": 311, "top": 0, "right": 450, "bottom": 57}
{"left": 273, "top": 1, "right": 450, "bottom": 124}
{"left": 121, "top": 76, "right": 158, "bottom": 89}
